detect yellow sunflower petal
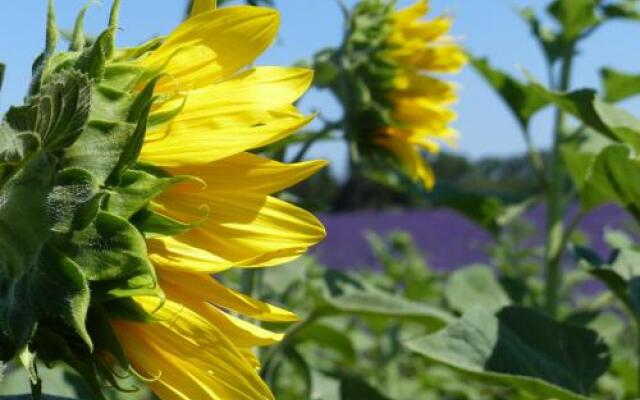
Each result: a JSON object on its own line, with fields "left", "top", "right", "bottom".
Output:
{"left": 153, "top": 192, "right": 326, "bottom": 268}
{"left": 141, "top": 113, "right": 313, "bottom": 167}
{"left": 112, "top": 297, "right": 274, "bottom": 400}
{"left": 395, "top": 0, "right": 429, "bottom": 24}
{"left": 165, "top": 152, "right": 327, "bottom": 196}
{"left": 140, "top": 6, "right": 279, "bottom": 91}
{"left": 158, "top": 269, "right": 298, "bottom": 322}
{"left": 378, "top": 135, "right": 435, "bottom": 189}
{"left": 190, "top": 0, "right": 216, "bottom": 17}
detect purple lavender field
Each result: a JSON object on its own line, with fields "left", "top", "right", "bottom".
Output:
{"left": 312, "top": 204, "right": 634, "bottom": 271}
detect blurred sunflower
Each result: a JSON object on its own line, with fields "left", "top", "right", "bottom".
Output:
{"left": 107, "top": 4, "right": 326, "bottom": 399}
{"left": 315, "top": 0, "right": 466, "bottom": 189}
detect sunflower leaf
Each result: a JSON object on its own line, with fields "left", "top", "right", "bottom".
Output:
{"left": 471, "top": 57, "right": 549, "bottom": 130}
{"left": 601, "top": 67, "right": 640, "bottom": 102}
{"left": 406, "top": 306, "right": 610, "bottom": 400}
{"left": 317, "top": 270, "right": 452, "bottom": 329}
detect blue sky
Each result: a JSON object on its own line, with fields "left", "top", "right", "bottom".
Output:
{"left": 2, "top": 0, "right": 640, "bottom": 177}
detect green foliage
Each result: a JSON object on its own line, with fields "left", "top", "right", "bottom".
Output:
{"left": 407, "top": 306, "right": 610, "bottom": 399}
{"left": 0, "top": 2, "right": 193, "bottom": 396}
{"left": 470, "top": 57, "right": 549, "bottom": 129}
{"left": 444, "top": 264, "right": 511, "bottom": 313}
{"left": 601, "top": 67, "right": 640, "bottom": 102}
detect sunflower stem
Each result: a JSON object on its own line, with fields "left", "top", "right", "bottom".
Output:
{"left": 543, "top": 42, "right": 575, "bottom": 318}
{"left": 261, "top": 309, "right": 322, "bottom": 382}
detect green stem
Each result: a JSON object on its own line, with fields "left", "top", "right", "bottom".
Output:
{"left": 261, "top": 309, "right": 322, "bottom": 381}
{"left": 636, "top": 317, "right": 640, "bottom": 397}
{"left": 522, "top": 127, "right": 546, "bottom": 188}
{"left": 291, "top": 122, "right": 339, "bottom": 163}
{"left": 241, "top": 269, "right": 263, "bottom": 297}
{"left": 30, "top": 378, "right": 42, "bottom": 400}
{"left": 544, "top": 44, "right": 574, "bottom": 317}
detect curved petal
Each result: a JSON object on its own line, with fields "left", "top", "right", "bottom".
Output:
{"left": 141, "top": 114, "right": 313, "bottom": 167}
{"left": 153, "top": 192, "right": 326, "bottom": 268}
{"left": 158, "top": 269, "right": 298, "bottom": 322}
{"left": 161, "top": 280, "right": 284, "bottom": 347}
{"left": 140, "top": 6, "right": 280, "bottom": 91}
{"left": 190, "top": 0, "right": 217, "bottom": 17}
{"left": 166, "top": 152, "right": 327, "bottom": 196}
{"left": 112, "top": 297, "right": 274, "bottom": 400}
{"left": 378, "top": 135, "right": 435, "bottom": 189}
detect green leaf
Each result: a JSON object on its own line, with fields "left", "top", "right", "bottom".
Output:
{"left": 575, "top": 240, "right": 640, "bottom": 319}
{"left": 534, "top": 84, "right": 640, "bottom": 150}
{"left": 445, "top": 264, "right": 511, "bottom": 313}
{"left": 579, "top": 145, "right": 640, "bottom": 216}
{"left": 602, "top": 1, "right": 640, "bottom": 20}
{"left": 601, "top": 67, "right": 640, "bottom": 102}
{"left": 470, "top": 57, "right": 548, "bottom": 129}
{"left": 54, "top": 211, "right": 158, "bottom": 300}
{"left": 318, "top": 271, "right": 452, "bottom": 329}
{"left": 295, "top": 323, "right": 356, "bottom": 364}
{"left": 547, "top": 0, "right": 600, "bottom": 42}
{"left": 340, "top": 375, "right": 390, "bottom": 400}
{"left": 407, "top": 306, "right": 610, "bottom": 400}
{"left": 518, "top": 8, "right": 563, "bottom": 64}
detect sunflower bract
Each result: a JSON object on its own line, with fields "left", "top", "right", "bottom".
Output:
{"left": 0, "top": 2, "right": 325, "bottom": 399}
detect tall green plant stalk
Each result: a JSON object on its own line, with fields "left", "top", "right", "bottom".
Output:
{"left": 544, "top": 45, "right": 575, "bottom": 317}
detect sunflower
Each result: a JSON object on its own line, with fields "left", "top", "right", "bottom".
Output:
{"left": 379, "top": 0, "right": 467, "bottom": 188}
{"left": 0, "top": 1, "right": 324, "bottom": 399}
{"left": 316, "top": 0, "right": 465, "bottom": 189}
{"left": 109, "top": 5, "right": 326, "bottom": 399}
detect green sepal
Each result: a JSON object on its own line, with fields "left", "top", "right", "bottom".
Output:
{"left": 53, "top": 211, "right": 158, "bottom": 301}
{"left": 106, "top": 297, "right": 162, "bottom": 323}
{"left": 6, "top": 69, "right": 91, "bottom": 151}
{"left": 105, "top": 170, "right": 188, "bottom": 219}
{"left": 18, "top": 346, "right": 40, "bottom": 391}
{"left": 62, "top": 120, "right": 136, "bottom": 184}
{"left": 103, "top": 63, "right": 146, "bottom": 94}
{"left": 107, "top": 77, "right": 160, "bottom": 181}
{"left": 76, "top": 28, "right": 113, "bottom": 81}
{"left": 30, "top": 246, "right": 92, "bottom": 350}
{"left": 69, "top": 1, "right": 95, "bottom": 51}
{"left": 146, "top": 96, "right": 186, "bottom": 127}
{"left": 32, "top": 329, "right": 108, "bottom": 400}
{"left": 0, "top": 123, "right": 40, "bottom": 166}
{"left": 3, "top": 275, "right": 37, "bottom": 352}
{"left": 132, "top": 208, "right": 198, "bottom": 237}
{"left": 0, "top": 153, "right": 55, "bottom": 278}
{"left": 48, "top": 168, "right": 101, "bottom": 233}
{"left": 87, "top": 305, "right": 129, "bottom": 369}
